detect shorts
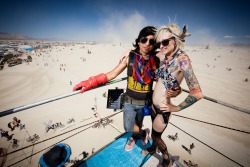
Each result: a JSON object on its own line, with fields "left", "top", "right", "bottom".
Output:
{"left": 123, "top": 102, "right": 144, "bottom": 132}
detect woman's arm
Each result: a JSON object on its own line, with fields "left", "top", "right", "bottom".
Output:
{"left": 162, "top": 54, "right": 203, "bottom": 112}
{"left": 177, "top": 55, "right": 203, "bottom": 110}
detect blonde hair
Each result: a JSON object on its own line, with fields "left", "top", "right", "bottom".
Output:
{"left": 155, "top": 23, "right": 191, "bottom": 55}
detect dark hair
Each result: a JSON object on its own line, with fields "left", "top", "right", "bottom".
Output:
{"left": 133, "top": 26, "right": 156, "bottom": 50}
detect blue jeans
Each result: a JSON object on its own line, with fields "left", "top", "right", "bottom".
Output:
{"left": 123, "top": 102, "right": 144, "bottom": 132}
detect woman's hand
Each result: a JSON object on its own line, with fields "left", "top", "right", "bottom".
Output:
{"left": 160, "top": 103, "right": 180, "bottom": 112}
{"left": 166, "top": 87, "right": 182, "bottom": 98}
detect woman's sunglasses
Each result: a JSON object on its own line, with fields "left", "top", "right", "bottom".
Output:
{"left": 155, "top": 37, "right": 175, "bottom": 48}
{"left": 140, "top": 37, "right": 155, "bottom": 46}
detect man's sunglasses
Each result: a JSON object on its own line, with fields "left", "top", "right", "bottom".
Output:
{"left": 155, "top": 37, "right": 175, "bottom": 48}
{"left": 140, "top": 37, "right": 155, "bottom": 45}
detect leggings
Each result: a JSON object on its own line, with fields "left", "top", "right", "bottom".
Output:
{"left": 147, "top": 104, "right": 170, "bottom": 156}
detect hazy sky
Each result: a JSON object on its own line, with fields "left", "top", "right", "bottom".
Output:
{"left": 0, "top": 0, "right": 249, "bottom": 45}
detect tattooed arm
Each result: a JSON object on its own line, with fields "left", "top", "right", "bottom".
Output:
{"left": 177, "top": 54, "right": 203, "bottom": 111}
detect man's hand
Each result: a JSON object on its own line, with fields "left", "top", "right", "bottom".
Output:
{"left": 73, "top": 73, "right": 107, "bottom": 93}
{"left": 73, "top": 80, "right": 92, "bottom": 93}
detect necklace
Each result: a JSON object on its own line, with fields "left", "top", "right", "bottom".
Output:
{"left": 132, "top": 51, "right": 149, "bottom": 60}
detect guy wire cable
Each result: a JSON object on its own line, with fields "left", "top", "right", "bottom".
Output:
{"left": 172, "top": 114, "right": 250, "bottom": 134}
{"left": 1, "top": 77, "right": 249, "bottom": 117}
{"left": 1, "top": 111, "right": 122, "bottom": 158}
{"left": 182, "top": 88, "right": 250, "bottom": 114}
{"left": 5, "top": 111, "right": 123, "bottom": 167}
{"left": 7, "top": 125, "right": 92, "bottom": 167}
{"left": 169, "top": 122, "right": 244, "bottom": 167}
{"left": 1, "top": 77, "right": 249, "bottom": 118}
{"left": 0, "top": 77, "right": 127, "bottom": 117}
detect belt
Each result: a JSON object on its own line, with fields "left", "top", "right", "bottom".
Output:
{"left": 125, "top": 95, "right": 146, "bottom": 106}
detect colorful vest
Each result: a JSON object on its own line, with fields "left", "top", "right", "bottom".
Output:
{"left": 126, "top": 51, "right": 159, "bottom": 100}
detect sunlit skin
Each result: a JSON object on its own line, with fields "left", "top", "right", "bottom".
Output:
{"left": 153, "top": 31, "right": 203, "bottom": 113}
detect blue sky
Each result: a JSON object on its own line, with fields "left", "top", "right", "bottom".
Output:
{"left": 0, "top": 0, "right": 249, "bottom": 45}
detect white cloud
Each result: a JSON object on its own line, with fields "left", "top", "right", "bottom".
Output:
{"left": 224, "top": 36, "right": 236, "bottom": 39}
{"left": 224, "top": 35, "right": 250, "bottom": 39}
{"left": 93, "top": 11, "right": 148, "bottom": 44}
{"left": 188, "top": 28, "right": 219, "bottom": 45}
{"left": 48, "top": 11, "right": 149, "bottom": 43}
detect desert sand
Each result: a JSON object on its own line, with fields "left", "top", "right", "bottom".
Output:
{"left": 0, "top": 42, "right": 250, "bottom": 167}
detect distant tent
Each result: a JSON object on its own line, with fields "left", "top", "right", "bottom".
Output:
{"left": 24, "top": 47, "right": 33, "bottom": 51}
{"left": 18, "top": 45, "right": 33, "bottom": 51}
{"left": 39, "top": 143, "right": 71, "bottom": 167}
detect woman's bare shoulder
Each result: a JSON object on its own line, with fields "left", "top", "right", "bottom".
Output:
{"left": 178, "top": 51, "right": 190, "bottom": 60}
{"left": 177, "top": 51, "right": 193, "bottom": 70}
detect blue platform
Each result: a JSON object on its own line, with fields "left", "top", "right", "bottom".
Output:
{"left": 78, "top": 132, "right": 152, "bottom": 167}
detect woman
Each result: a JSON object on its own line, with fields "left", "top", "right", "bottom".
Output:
{"left": 142, "top": 24, "right": 203, "bottom": 167}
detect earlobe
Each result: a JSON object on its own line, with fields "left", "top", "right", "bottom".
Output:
{"left": 173, "top": 39, "right": 177, "bottom": 47}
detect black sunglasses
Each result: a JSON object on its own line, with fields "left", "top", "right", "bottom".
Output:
{"left": 155, "top": 37, "right": 175, "bottom": 48}
{"left": 140, "top": 37, "right": 155, "bottom": 45}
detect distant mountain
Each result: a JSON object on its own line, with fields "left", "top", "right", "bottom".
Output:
{"left": 230, "top": 43, "right": 250, "bottom": 47}
{"left": 0, "top": 32, "right": 33, "bottom": 40}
